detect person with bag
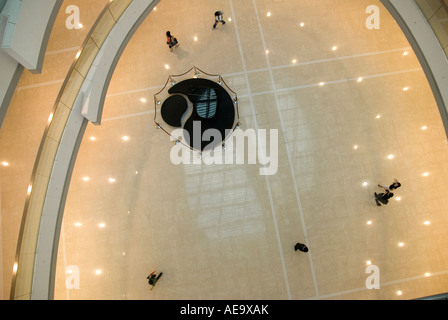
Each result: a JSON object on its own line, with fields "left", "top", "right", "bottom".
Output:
{"left": 213, "top": 11, "right": 226, "bottom": 29}
{"left": 166, "top": 31, "right": 178, "bottom": 51}
{"left": 147, "top": 270, "right": 163, "bottom": 290}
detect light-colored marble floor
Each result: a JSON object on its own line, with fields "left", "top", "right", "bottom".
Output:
{"left": 2, "top": 0, "right": 448, "bottom": 300}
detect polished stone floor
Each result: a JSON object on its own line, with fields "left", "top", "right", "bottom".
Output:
{"left": 2, "top": 0, "right": 448, "bottom": 300}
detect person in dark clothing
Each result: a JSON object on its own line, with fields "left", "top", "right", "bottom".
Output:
{"left": 166, "top": 31, "right": 178, "bottom": 51}
{"left": 374, "top": 186, "right": 394, "bottom": 206}
{"left": 147, "top": 271, "right": 163, "bottom": 289}
{"left": 294, "top": 243, "right": 309, "bottom": 253}
{"left": 213, "top": 11, "right": 226, "bottom": 29}
{"left": 388, "top": 179, "right": 401, "bottom": 190}
{"left": 378, "top": 179, "right": 401, "bottom": 191}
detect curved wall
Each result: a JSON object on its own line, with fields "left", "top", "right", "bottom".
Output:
{"left": 8, "top": 0, "right": 448, "bottom": 300}
{"left": 381, "top": 0, "right": 448, "bottom": 138}
{"left": 10, "top": 0, "right": 159, "bottom": 300}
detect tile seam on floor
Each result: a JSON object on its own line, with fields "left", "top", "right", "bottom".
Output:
{"left": 45, "top": 46, "right": 80, "bottom": 56}
{"left": 251, "top": 0, "right": 319, "bottom": 299}
{"left": 229, "top": 0, "right": 291, "bottom": 300}
{"left": 99, "top": 68, "right": 422, "bottom": 122}
{"left": 15, "top": 47, "right": 411, "bottom": 91}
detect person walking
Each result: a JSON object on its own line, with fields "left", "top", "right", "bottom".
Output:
{"left": 294, "top": 243, "right": 309, "bottom": 253}
{"left": 147, "top": 270, "right": 163, "bottom": 290}
{"left": 374, "top": 185, "right": 394, "bottom": 206}
{"left": 388, "top": 179, "right": 401, "bottom": 190}
{"left": 378, "top": 179, "right": 401, "bottom": 191}
{"left": 166, "top": 31, "right": 178, "bottom": 52}
{"left": 213, "top": 11, "right": 226, "bottom": 29}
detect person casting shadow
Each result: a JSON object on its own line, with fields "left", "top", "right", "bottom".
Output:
{"left": 374, "top": 185, "right": 394, "bottom": 206}
{"left": 213, "top": 11, "right": 226, "bottom": 29}
{"left": 166, "top": 31, "right": 179, "bottom": 52}
{"left": 147, "top": 270, "right": 163, "bottom": 290}
{"left": 294, "top": 243, "right": 309, "bottom": 253}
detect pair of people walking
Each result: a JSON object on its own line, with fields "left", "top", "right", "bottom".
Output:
{"left": 374, "top": 179, "right": 401, "bottom": 206}
{"left": 166, "top": 10, "right": 226, "bottom": 51}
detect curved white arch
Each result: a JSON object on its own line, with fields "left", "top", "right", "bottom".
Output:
{"left": 381, "top": 0, "right": 448, "bottom": 138}
{"left": 11, "top": 0, "right": 159, "bottom": 300}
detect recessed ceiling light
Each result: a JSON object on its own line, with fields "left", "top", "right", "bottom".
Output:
{"left": 366, "top": 260, "right": 372, "bottom": 265}
{"left": 228, "top": 17, "right": 232, "bottom": 22}
{"left": 1, "top": 161, "right": 9, "bottom": 167}
{"left": 423, "top": 220, "right": 431, "bottom": 225}
{"left": 332, "top": 46, "right": 338, "bottom": 51}
{"left": 396, "top": 290, "right": 403, "bottom": 296}
{"left": 387, "top": 154, "right": 394, "bottom": 159}
{"left": 403, "top": 51, "right": 408, "bottom": 56}
{"left": 424, "top": 272, "right": 431, "bottom": 277}
{"left": 362, "top": 181, "right": 368, "bottom": 187}
{"left": 140, "top": 98, "right": 147, "bottom": 103}
{"left": 164, "top": 64, "right": 170, "bottom": 70}
{"left": 109, "top": 178, "right": 116, "bottom": 183}
{"left": 299, "top": 22, "right": 305, "bottom": 27}
{"left": 90, "top": 136, "right": 96, "bottom": 141}
{"left": 395, "top": 197, "right": 401, "bottom": 201}
{"left": 422, "top": 172, "right": 429, "bottom": 177}
{"left": 292, "top": 59, "right": 297, "bottom": 64}
{"left": 194, "top": 36, "right": 198, "bottom": 41}
{"left": 122, "top": 136, "right": 129, "bottom": 141}
{"left": 421, "top": 125, "right": 427, "bottom": 130}
{"left": 265, "top": 49, "right": 269, "bottom": 54}
{"left": 318, "top": 82, "right": 325, "bottom": 86}
{"left": 95, "top": 269, "right": 102, "bottom": 275}
{"left": 82, "top": 176, "right": 90, "bottom": 181}
{"left": 48, "top": 113, "right": 54, "bottom": 122}
{"left": 267, "top": 12, "right": 271, "bottom": 17}
{"left": 74, "top": 222, "right": 82, "bottom": 227}
{"left": 98, "top": 222, "right": 106, "bottom": 228}
{"left": 357, "top": 77, "right": 363, "bottom": 82}
{"left": 78, "top": 23, "right": 83, "bottom": 28}
{"left": 398, "top": 242, "right": 405, "bottom": 247}
{"left": 367, "top": 220, "right": 373, "bottom": 225}
{"left": 403, "top": 86, "right": 409, "bottom": 91}
{"left": 75, "top": 50, "right": 82, "bottom": 59}
{"left": 353, "top": 145, "right": 358, "bottom": 150}
{"left": 376, "top": 114, "right": 381, "bottom": 119}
